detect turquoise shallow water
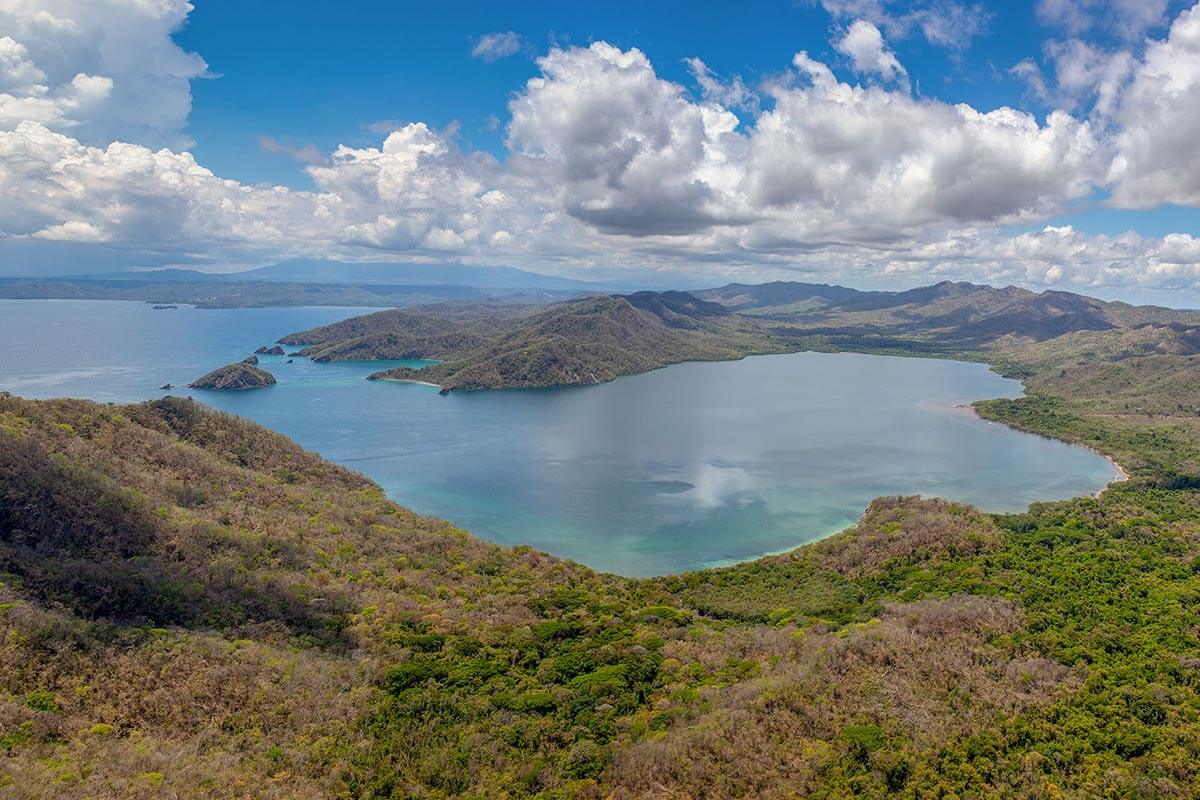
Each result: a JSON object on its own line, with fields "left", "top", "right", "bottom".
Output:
{"left": 0, "top": 299, "right": 1121, "bottom": 576}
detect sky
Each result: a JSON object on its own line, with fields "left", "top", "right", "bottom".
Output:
{"left": 1, "top": 0, "right": 1200, "bottom": 301}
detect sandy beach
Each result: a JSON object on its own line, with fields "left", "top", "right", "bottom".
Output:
{"left": 377, "top": 377, "right": 442, "bottom": 389}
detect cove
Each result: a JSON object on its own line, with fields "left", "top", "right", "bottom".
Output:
{"left": 0, "top": 299, "right": 1121, "bottom": 576}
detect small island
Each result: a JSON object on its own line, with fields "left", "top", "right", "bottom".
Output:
{"left": 255, "top": 344, "right": 285, "bottom": 355}
{"left": 189, "top": 362, "right": 276, "bottom": 390}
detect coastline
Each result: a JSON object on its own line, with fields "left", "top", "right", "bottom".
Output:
{"left": 1098, "top": 453, "right": 1130, "bottom": 494}
{"left": 376, "top": 377, "right": 443, "bottom": 389}
{"left": 954, "top": 402, "right": 1130, "bottom": 497}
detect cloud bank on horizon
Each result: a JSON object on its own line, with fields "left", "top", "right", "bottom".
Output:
{"left": 1, "top": 0, "right": 1200, "bottom": 293}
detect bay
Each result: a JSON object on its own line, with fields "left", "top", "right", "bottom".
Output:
{"left": 0, "top": 299, "right": 1120, "bottom": 576}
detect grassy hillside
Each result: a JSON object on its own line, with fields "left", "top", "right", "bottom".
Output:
{"left": 5, "top": 307, "right": 1200, "bottom": 797}
{"left": 364, "top": 293, "right": 785, "bottom": 392}
{"left": 699, "top": 280, "right": 1200, "bottom": 349}
{"left": 0, "top": 394, "right": 656, "bottom": 797}
{"left": 277, "top": 303, "right": 539, "bottom": 362}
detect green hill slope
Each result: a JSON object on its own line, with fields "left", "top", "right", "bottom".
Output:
{"left": 365, "top": 292, "right": 781, "bottom": 391}
{"left": 277, "top": 303, "right": 537, "bottom": 362}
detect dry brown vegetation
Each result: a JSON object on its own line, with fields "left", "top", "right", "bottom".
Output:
{"left": 611, "top": 596, "right": 1073, "bottom": 799}
{"left": 0, "top": 394, "right": 627, "bottom": 796}
{"left": 5, "top": 315, "right": 1200, "bottom": 800}
{"left": 806, "top": 496, "right": 1005, "bottom": 577}
{"left": 0, "top": 395, "right": 1057, "bottom": 798}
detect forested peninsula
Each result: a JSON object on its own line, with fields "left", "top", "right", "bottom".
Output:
{"left": 273, "top": 280, "right": 1200, "bottom": 393}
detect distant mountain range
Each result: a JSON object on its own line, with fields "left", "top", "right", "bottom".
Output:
{"left": 0, "top": 276, "right": 562, "bottom": 309}
{"left": 0, "top": 258, "right": 664, "bottom": 307}
{"left": 6, "top": 259, "right": 1200, "bottom": 319}
{"left": 233, "top": 259, "right": 615, "bottom": 290}
{"left": 696, "top": 280, "right": 1200, "bottom": 346}
{"left": 88, "top": 258, "right": 635, "bottom": 291}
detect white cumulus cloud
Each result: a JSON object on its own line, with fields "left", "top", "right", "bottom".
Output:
{"left": 2, "top": 0, "right": 1200, "bottom": 294}
{"left": 0, "top": 0, "right": 207, "bottom": 147}
{"left": 809, "top": 0, "right": 991, "bottom": 50}
{"left": 507, "top": 43, "right": 747, "bottom": 236}
{"left": 835, "top": 19, "right": 909, "bottom": 83}
{"left": 1108, "top": 2, "right": 1200, "bottom": 207}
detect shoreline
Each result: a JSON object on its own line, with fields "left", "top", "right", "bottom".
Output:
{"left": 1098, "top": 453, "right": 1130, "bottom": 495}
{"left": 953, "top": 402, "right": 1130, "bottom": 497}
{"left": 375, "top": 377, "right": 443, "bottom": 389}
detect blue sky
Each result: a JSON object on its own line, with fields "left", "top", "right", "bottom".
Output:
{"left": 2, "top": 0, "right": 1199, "bottom": 299}
{"left": 178, "top": 1, "right": 1075, "bottom": 186}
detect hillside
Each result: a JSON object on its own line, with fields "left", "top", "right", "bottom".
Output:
{"left": 4, "top": 317, "right": 1200, "bottom": 797}
{"left": 695, "top": 281, "right": 870, "bottom": 311}
{"left": 268, "top": 281, "right": 1200, "bottom": 395}
{"left": 698, "top": 280, "right": 1200, "bottom": 348}
{"left": 276, "top": 303, "right": 537, "bottom": 362}
{"left": 363, "top": 292, "right": 780, "bottom": 391}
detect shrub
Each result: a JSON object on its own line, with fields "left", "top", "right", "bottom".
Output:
{"left": 23, "top": 691, "right": 58, "bottom": 712}
{"left": 175, "top": 485, "right": 209, "bottom": 508}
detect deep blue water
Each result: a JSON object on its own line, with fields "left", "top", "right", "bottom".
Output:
{"left": 0, "top": 299, "right": 1120, "bottom": 576}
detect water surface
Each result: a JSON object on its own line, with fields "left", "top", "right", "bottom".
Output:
{"left": 0, "top": 299, "right": 1120, "bottom": 575}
